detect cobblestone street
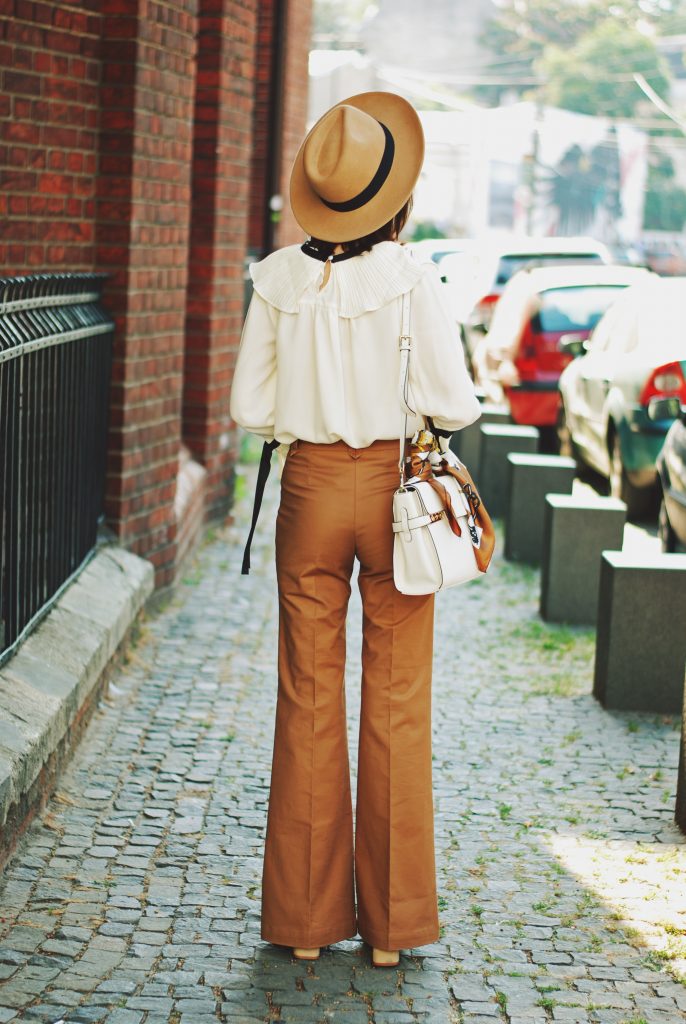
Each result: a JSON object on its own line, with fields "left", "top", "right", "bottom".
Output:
{"left": 0, "top": 463, "right": 685, "bottom": 1024}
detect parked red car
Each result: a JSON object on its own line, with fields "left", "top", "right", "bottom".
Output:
{"left": 451, "top": 235, "right": 611, "bottom": 361}
{"left": 473, "top": 265, "right": 652, "bottom": 438}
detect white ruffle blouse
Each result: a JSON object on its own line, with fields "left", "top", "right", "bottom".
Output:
{"left": 229, "top": 240, "right": 481, "bottom": 464}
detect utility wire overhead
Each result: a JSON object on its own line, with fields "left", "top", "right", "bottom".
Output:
{"left": 633, "top": 71, "right": 686, "bottom": 132}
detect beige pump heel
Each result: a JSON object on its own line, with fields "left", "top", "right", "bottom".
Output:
{"left": 293, "top": 947, "right": 320, "bottom": 961}
{"left": 372, "top": 947, "right": 400, "bottom": 967}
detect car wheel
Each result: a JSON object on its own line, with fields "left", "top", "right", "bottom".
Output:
{"left": 608, "top": 430, "right": 654, "bottom": 521}
{"left": 658, "top": 496, "right": 677, "bottom": 553}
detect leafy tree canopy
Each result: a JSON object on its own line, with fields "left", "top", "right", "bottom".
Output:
{"left": 485, "top": 0, "right": 686, "bottom": 64}
{"left": 480, "top": 0, "right": 685, "bottom": 112}
{"left": 644, "top": 156, "right": 686, "bottom": 228}
{"left": 539, "top": 20, "right": 672, "bottom": 117}
{"left": 312, "top": 0, "right": 375, "bottom": 45}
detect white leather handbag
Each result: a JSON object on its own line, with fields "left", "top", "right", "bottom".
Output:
{"left": 392, "top": 291, "right": 495, "bottom": 596}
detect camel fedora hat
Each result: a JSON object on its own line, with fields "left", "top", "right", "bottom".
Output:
{"left": 290, "top": 91, "right": 424, "bottom": 243}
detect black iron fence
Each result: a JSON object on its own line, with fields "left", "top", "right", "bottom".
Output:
{"left": 0, "top": 273, "right": 114, "bottom": 665}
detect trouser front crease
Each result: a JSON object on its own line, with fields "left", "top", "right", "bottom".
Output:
{"left": 261, "top": 439, "right": 439, "bottom": 950}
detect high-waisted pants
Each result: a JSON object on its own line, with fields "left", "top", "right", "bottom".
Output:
{"left": 260, "top": 437, "right": 439, "bottom": 951}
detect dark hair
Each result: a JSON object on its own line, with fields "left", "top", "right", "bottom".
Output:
{"left": 309, "top": 194, "right": 413, "bottom": 260}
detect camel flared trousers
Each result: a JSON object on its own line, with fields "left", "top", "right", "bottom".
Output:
{"left": 261, "top": 438, "right": 439, "bottom": 951}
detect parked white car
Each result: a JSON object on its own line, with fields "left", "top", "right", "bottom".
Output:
{"left": 405, "top": 237, "right": 473, "bottom": 266}
{"left": 559, "top": 276, "right": 686, "bottom": 518}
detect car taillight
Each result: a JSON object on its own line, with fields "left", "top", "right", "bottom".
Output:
{"left": 639, "top": 361, "right": 686, "bottom": 405}
{"left": 474, "top": 293, "right": 499, "bottom": 330}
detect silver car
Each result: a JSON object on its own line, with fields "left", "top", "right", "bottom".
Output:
{"left": 559, "top": 276, "right": 686, "bottom": 518}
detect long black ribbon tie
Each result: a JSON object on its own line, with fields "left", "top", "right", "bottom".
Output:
{"left": 241, "top": 438, "right": 280, "bottom": 575}
{"left": 426, "top": 415, "right": 453, "bottom": 441}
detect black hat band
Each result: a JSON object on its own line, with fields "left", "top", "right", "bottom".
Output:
{"left": 319, "top": 121, "right": 395, "bottom": 213}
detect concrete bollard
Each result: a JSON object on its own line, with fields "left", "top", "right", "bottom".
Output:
{"left": 450, "top": 403, "right": 511, "bottom": 470}
{"left": 540, "top": 495, "right": 627, "bottom": 624}
{"left": 676, "top": 668, "right": 686, "bottom": 836}
{"left": 505, "top": 454, "right": 576, "bottom": 565}
{"left": 593, "top": 551, "right": 686, "bottom": 714}
{"left": 477, "top": 424, "right": 539, "bottom": 520}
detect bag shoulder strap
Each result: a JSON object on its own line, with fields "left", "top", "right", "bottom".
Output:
{"left": 399, "top": 290, "right": 415, "bottom": 417}
{"left": 397, "top": 290, "right": 415, "bottom": 486}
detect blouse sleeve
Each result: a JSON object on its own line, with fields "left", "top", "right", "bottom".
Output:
{"left": 408, "top": 262, "right": 481, "bottom": 433}
{"left": 229, "top": 289, "right": 278, "bottom": 441}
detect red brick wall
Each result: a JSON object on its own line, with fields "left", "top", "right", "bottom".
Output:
{"left": 248, "top": 0, "right": 311, "bottom": 256}
{"left": 97, "top": 0, "right": 198, "bottom": 589}
{"left": 276, "top": 0, "right": 311, "bottom": 247}
{"left": 1, "top": 0, "right": 312, "bottom": 591}
{"left": 184, "top": 0, "right": 258, "bottom": 520}
{"left": 247, "top": 0, "right": 274, "bottom": 255}
{"left": 0, "top": 0, "right": 101, "bottom": 271}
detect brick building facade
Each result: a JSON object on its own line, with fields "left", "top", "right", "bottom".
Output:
{"left": 0, "top": 0, "right": 312, "bottom": 589}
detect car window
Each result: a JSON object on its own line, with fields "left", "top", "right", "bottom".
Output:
{"left": 431, "top": 248, "right": 464, "bottom": 264}
{"left": 535, "top": 285, "right": 627, "bottom": 333}
{"left": 484, "top": 273, "right": 535, "bottom": 351}
{"left": 606, "top": 313, "right": 639, "bottom": 354}
{"left": 636, "top": 286, "right": 686, "bottom": 355}
{"left": 587, "top": 302, "right": 620, "bottom": 352}
{"left": 495, "top": 253, "right": 603, "bottom": 286}
{"left": 610, "top": 317, "right": 642, "bottom": 354}
{"left": 588, "top": 285, "right": 653, "bottom": 354}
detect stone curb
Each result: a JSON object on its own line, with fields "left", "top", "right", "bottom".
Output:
{"left": 0, "top": 544, "right": 154, "bottom": 857}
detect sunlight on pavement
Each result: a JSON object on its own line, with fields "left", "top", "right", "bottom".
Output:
{"left": 543, "top": 831, "right": 686, "bottom": 981}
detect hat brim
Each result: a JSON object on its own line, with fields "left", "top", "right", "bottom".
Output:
{"left": 289, "top": 91, "right": 425, "bottom": 244}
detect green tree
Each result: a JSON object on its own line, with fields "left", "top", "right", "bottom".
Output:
{"left": 409, "top": 221, "right": 447, "bottom": 242}
{"left": 484, "top": 0, "right": 686, "bottom": 61}
{"left": 312, "top": 0, "right": 374, "bottom": 46}
{"left": 478, "top": 0, "right": 685, "bottom": 107}
{"left": 539, "top": 20, "right": 671, "bottom": 118}
{"left": 643, "top": 152, "right": 686, "bottom": 230}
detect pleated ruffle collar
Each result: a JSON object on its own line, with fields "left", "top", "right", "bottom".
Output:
{"left": 248, "top": 241, "right": 424, "bottom": 319}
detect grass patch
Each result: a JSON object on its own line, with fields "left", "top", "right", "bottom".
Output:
{"left": 508, "top": 619, "right": 593, "bottom": 654}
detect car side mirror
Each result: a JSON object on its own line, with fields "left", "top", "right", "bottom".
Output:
{"left": 559, "top": 333, "right": 587, "bottom": 358}
{"left": 647, "top": 395, "right": 682, "bottom": 422}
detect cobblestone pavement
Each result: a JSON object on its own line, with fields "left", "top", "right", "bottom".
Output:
{"left": 1, "top": 461, "right": 685, "bottom": 1024}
